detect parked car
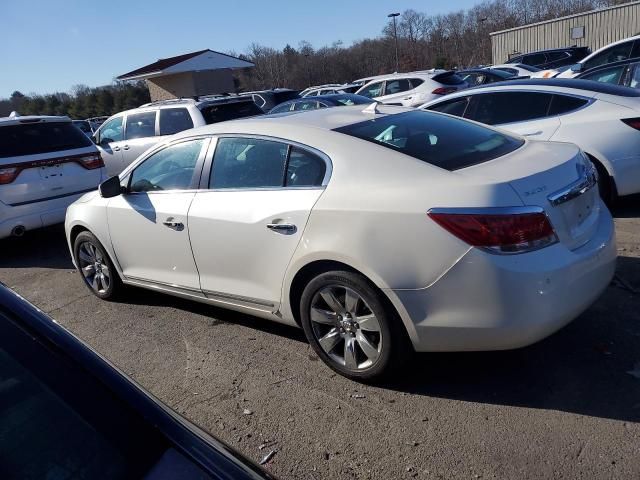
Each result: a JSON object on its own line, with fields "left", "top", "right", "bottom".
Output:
{"left": 72, "top": 119, "right": 93, "bottom": 136}
{"left": 576, "top": 58, "right": 640, "bottom": 89}
{"left": 488, "top": 63, "right": 544, "bottom": 78}
{"left": 457, "top": 68, "right": 523, "bottom": 86}
{"left": 0, "top": 282, "right": 274, "bottom": 480}
{"left": 66, "top": 105, "right": 616, "bottom": 381}
{"left": 93, "top": 96, "right": 263, "bottom": 176}
{"left": 558, "top": 34, "right": 640, "bottom": 78}
{"left": 355, "top": 71, "right": 467, "bottom": 107}
{"left": 420, "top": 78, "right": 640, "bottom": 203}
{"left": 300, "top": 84, "right": 345, "bottom": 97}
{"left": 268, "top": 93, "right": 374, "bottom": 113}
{"left": 506, "top": 46, "right": 591, "bottom": 70}
{"left": 244, "top": 88, "right": 300, "bottom": 112}
{"left": 0, "top": 114, "right": 104, "bottom": 239}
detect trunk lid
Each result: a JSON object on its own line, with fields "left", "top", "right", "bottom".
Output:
{"left": 458, "top": 140, "right": 600, "bottom": 251}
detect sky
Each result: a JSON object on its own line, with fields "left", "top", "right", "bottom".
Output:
{"left": 1, "top": 0, "right": 479, "bottom": 98}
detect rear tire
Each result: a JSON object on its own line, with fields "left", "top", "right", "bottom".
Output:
{"left": 299, "top": 270, "right": 409, "bottom": 382}
{"left": 73, "top": 231, "right": 123, "bottom": 300}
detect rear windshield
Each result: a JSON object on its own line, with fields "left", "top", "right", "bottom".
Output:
{"left": 198, "top": 101, "right": 263, "bottom": 125}
{"left": 0, "top": 121, "right": 93, "bottom": 159}
{"left": 333, "top": 110, "right": 524, "bottom": 171}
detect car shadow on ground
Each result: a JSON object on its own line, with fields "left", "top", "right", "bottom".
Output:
{"left": 0, "top": 224, "right": 73, "bottom": 269}
{"left": 611, "top": 193, "right": 640, "bottom": 218}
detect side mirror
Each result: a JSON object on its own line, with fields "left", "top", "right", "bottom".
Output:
{"left": 570, "top": 63, "right": 583, "bottom": 72}
{"left": 99, "top": 176, "right": 124, "bottom": 198}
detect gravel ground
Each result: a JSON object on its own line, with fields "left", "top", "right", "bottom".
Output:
{"left": 1, "top": 197, "right": 639, "bottom": 479}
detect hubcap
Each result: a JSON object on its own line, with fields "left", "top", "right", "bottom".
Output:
{"left": 310, "top": 285, "right": 382, "bottom": 370}
{"left": 77, "top": 241, "right": 110, "bottom": 294}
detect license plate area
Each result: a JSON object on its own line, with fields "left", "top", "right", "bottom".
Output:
{"left": 39, "top": 164, "right": 64, "bottom": 180}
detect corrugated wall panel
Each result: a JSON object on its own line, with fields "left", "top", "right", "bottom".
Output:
{"left": 491, "top": 2, "right": 640, "bottom": 63}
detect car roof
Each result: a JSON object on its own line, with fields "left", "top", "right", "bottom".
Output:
{"left": 0, "top": 115, "right": 71, "bottom": 127}
{"left": 469, "top": 78, "right": 640, "bottom": 96}
{"left": 511, "top": 46, "right": 588, "bottom": 56}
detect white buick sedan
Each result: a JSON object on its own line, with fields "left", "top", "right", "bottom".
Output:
{"left": 65, "top": 105, "right": 616, "bottom": 381}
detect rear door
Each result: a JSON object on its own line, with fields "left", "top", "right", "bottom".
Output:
{"left": 121, "top": 111, "right": 159, "bottom": 171}
{"left": 95, "top": 115, "right": 125, "bottom": 176}
{"left": 377, "top": 79, "right": 413, "bottom": 105}
{"left": 464, "top": 91, "right": 560, "bottom": 140}
{"left": 188, "top": 136, "right": 329, "bottom": 310}
{"left": 0, "top": 120, "right": 102, "bottom": 206}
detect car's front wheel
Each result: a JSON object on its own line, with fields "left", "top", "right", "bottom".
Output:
{"left": 300, "top": 270, "right": 408, "bottom": 381}
{"left": 74, "top": 231, "right": 122, "bottom": 300}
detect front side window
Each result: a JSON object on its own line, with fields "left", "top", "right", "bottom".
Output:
{"left": 427, "top": 97, "right": 469, "bottom": 117}
{"left": 358, "top": 82, "right": 384, "bottom": 98}
{"left": 465, "top": 92, "right": 553, "bottom": 125}
{"left": 125, "top": 111, "right": 156, "bottom": 140}
{"left": 269, "top": 102, "right": 293, "bottom": 114}
{"left": 293, "top": 100, "right": 319, "bottom": 111}
{"left": 98, "top": 116, "right": 123, "bottom": 144}
{"left": 583, "top": 41, "right": 634, "bottom": 71}
{"left": 581, "top": 65, "right": 626, "bottom": 85}
{"left": 384, "top": 79, "right": 412, "bottom": 95}
{"left": 334, "top": 110, "right": 523, "bottom": 171}
{"left": 210, "top": 137, "right": 288, "bottom": 189}
{"left": 129, "top": 139, "right": 204, "bottom": 192}
{"left": 159, "top": 108, "right": 194, "bottom": 136}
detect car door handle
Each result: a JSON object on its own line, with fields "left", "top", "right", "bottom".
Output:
{"left": 123, "top": 145, "right": 130, "bottom": 150}
{"left": 163, "top": 218, "right": 184, "bottom": 231}
{"left": 522, "top": 130, "right": 543, "bottom": 136}
{"left": 266, "top": 223, "right": 297, "bottom": 234}
{"left": 113, "top": 146, "right": 121, "bottom": 151}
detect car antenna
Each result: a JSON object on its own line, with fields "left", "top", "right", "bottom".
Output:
{"left": 362, "top": 102, "right": 381, "bottom": 114}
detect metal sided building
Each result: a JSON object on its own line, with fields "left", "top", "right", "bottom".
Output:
{"left": 490, "top": 1, "right": 640, "bottom": 64}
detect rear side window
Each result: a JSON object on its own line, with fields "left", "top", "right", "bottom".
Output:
{"left": 548, "top": 95, "right": 589, "bottom": 115}
{"left": 199, "top": 101, "right": 263, "bottom": 124}
{"left": 293, "top": 100, "right": 319, "bottom": 111}
{"left": 159, "top": 108, "right": 194, "bottom": 135}
{"left": 427, "top": 97, "right": 469, "bottom": 117}
{"left": 286, "top": 147, "right": 326, "bottom": 187}
{"left": 210, "top": 137, "right": 288, "bottom": 189}
{"left": 269, "top": 102, "right": 292, "bottom": 114}
{"left": 0, "top": 122, "right": 93, "bottom": 158}
{"left": 433, "top": 72, "right": 465, "bottom": 85}
{"left": 409, "top": 78, "right": 424, "bottom": 88}
{"left": 384, "top": 79, "right": 412, "bottom": 95}
{"left": 334, "top": 110, "right": 523, "bottom": 171}
{"left": 465, "top": 92, "right": 553, "bottom": 125}
{"left": 125, "top": 111, "right": 156, "bottom": 140}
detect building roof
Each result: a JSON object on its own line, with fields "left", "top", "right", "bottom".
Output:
{"left": 117, "top": 49, "right": 255, "bottom": 81}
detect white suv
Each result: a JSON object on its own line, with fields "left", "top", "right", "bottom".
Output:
{"left": 0, "top": 114, "right": 104, "bottom": 239}
{"left": 355, "top": 71, "right": 468, "bottom": 107}
{"left": 94, "top": 96, "right": 263, "bottom": 176}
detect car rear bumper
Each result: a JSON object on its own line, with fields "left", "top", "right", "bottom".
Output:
{"left": 387, "top": 207, "right": 617, "bottom": 352}
{"left": 0, "top": 189, "right": 97, "bottom": 239}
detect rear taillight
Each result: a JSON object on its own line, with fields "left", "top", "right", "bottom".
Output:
{"left": 0, "top": 167, "right": 20, "bottom": 185}
{"left": 428, "top": 208, "right": 558, "bottom": 254}
{"left": 77, "top": 153, "right": 104, "bottom": 170}
{"left": 621, "top": 118, "right": 640, "bottom": 131}
{"left": 432, "top": 87, "right": 457, "bottom": 95}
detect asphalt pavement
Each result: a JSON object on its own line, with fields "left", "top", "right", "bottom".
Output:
{"left": 1, "top": 198, "right": 639, "bottom": 479}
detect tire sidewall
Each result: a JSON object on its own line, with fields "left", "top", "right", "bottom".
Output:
{"left": 73, "top": 231, "right": 117, "bottom": 300}
{"left": 300, "top": 271, "right": 397, "bottom": 381}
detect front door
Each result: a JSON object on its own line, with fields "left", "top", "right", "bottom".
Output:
{"left": 188, "top": 136, "right": 328, "bottom": 309}
{"left": 95, "top": 115, "right": 124, "bottom": 177}
{"left": 107, "top": 138, "right": 208, "bottom": 289}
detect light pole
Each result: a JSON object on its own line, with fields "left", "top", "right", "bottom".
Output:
{"left": 388, "top": 12, "right": 400, "bottom": 72}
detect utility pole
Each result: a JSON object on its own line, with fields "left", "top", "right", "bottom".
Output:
{"left": 388, "top": 12, "right": 400, "bottom": 72}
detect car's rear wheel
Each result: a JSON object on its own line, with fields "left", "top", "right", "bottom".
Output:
{"left": 74, "top": 231, "right": 122, "bottom": 300}
{"left": 300, "top": 270, "right": 408, "bottom": 381}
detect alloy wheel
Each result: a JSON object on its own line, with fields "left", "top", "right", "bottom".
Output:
{"left": 309, "top": 285, "right": 383, "bottom": 370}
{"left": 77, "top": 241, "right": 111, "bottom": 294}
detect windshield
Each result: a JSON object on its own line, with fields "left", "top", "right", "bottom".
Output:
{"left": 333, "top": 110, "right": 523, "bottom": 171}
{"left": 0, "top": 121, "right": 93, "bottom": 158}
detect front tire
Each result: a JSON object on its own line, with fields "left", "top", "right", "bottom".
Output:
{"left": 74, "top": 231, "right": 122, "bottom": 300}
{"left": 300, "top": 270, "right": 408, "bottom": 381}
